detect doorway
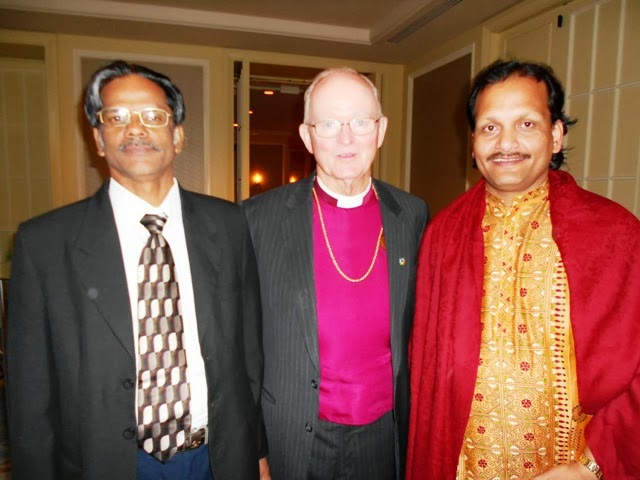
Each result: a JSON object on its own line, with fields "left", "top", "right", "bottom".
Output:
{"left": 235, "top": 62, "right": 321, "bottom": 201}
{"left": 407, "top": 52, "right": 472, "bottom": 215}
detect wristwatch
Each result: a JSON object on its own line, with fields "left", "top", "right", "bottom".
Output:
{"left": 577, "top": 453, "right": 604, "bottom": 480}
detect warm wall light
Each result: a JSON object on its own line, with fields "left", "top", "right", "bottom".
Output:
{"left": 289, "top": 175, "right": 298, "bottom": 183}
{"left": 252, "top": 172, "right": 264, "bottom": 184}
{"left": 263, "top": 90, "right": 274, "bottom": 95}
{"left": 249, "top": 110, "right": 254, "bottom": 114}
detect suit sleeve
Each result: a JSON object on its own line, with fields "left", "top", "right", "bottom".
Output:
{"left": 240, "top": 217, "right": 268, "bottom": 458}
{"left": 418, "top": 201, "right": 429, "bottom": 239}
{"left": 6, "top": 226, "right": 58, "bottom": 480}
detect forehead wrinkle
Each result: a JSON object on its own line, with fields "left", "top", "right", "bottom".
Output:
{"left": 100, "top": 76, "right": 170, "bottom": 111}
{"left": 478, "top": 108, "right": 547, "bottom": 124}
{"left": 478, "top": 79, "right": 551, "bottom": 121}
{"left": 308, "top": 74, "right": 379, "bottom": 122}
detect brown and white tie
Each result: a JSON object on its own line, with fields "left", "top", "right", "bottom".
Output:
{"left": 137, "top": 213, "right": 191, "bottom": 462}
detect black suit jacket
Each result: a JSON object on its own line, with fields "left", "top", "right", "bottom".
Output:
{"left": 6, "top": 182, "right": 265, "bottom": 480}
{"left": 243, "top": 174, "right": 428, "bottom": 479}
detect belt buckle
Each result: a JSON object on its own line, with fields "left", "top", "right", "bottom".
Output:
{"left": 186, "top": 426, "right": 208, "bottom": 450}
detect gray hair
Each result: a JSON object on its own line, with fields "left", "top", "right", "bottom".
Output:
{"left": 303, "top": 67, "right": 383, "bottom": 123}
{"left": 84, "top": 60, "right": 185, "bottom": 128}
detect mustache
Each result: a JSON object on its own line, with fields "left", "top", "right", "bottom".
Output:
{"left": 487, "top": 152, "right": 531, "bottom": 161}
{"left": 118, "top": 141, "right": 161, "bottom": 152}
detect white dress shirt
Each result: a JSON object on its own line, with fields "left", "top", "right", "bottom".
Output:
{"left": 109, "top": 178, "right": 208, "bottom": 431}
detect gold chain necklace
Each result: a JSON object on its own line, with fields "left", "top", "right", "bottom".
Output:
{"left": 312, "top": 186, "right": 384, "bottom": 283}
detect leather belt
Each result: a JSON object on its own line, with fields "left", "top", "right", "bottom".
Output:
{"left": 184, "top": 426, "right": 208, "bottom": 451}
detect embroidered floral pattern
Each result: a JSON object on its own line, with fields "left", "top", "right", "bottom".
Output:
{"left": 457, "top": 183, "right": 586, "bottom": 480}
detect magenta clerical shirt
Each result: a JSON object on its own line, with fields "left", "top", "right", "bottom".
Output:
{"left": 312, "top": 180, "right": 393, "bottom": 426}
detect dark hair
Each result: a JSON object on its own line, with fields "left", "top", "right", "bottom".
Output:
{"left": 466, "top": 60, "right": 576, "bottom": 169}
{"left": 84, "top": 60, "right": 185, "bottom": 128}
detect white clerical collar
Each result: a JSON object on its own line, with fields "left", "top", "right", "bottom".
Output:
{"left": 316, "top": 176, "right": 372, "bottom": 209}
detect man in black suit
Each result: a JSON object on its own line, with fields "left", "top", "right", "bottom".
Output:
{"left": 6, "top": 60, "right": 269, "bottom": 480}
{"left": 244, "top": 67, "right": 429, "bottom": 479}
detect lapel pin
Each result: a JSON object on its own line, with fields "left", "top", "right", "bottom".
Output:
{"left": 399, "top": 257, "right": 406, "bottom": 266}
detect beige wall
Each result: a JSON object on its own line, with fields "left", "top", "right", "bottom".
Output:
{"left": 502, "top": 0, "right": 639, "bottom": 216}
{"left": 405, "top": 0, "right": 639, "bottom": 218}
{"left": 0, "top": 58, "right": 50, "bottom": 277}
{"left": 0, "top": 31, "right": 58, "bottom": 278}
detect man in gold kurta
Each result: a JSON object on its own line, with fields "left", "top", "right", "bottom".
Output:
{"left": 407, "top": 60, "right": 640, "bottom": 480}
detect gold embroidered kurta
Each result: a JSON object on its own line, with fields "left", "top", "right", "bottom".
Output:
{"left": 456, "top": 183, "right": 589, "bottom": 479}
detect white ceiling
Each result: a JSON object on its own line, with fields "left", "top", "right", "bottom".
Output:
{"left": 0, "top": 0, "right": 526, "bottom": 63}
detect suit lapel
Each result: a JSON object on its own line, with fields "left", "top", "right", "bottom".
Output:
{"left": 180, "top": 189, "right": 221, "bottom": 345}
{"left": 375, "top": 180, "right": 408, "bottom": 379}
{"left": 71, "top": 183, "right": 136, "bottom": 360}
{"left": 283, "top": 176, "right": 320, "bottom": 370}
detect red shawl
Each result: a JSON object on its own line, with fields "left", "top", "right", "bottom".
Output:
{"left": 406, "top": 169, "right": 640, "bottom": 479}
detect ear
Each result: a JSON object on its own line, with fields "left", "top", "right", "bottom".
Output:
{"left": 376, "top": 116, "right": 388, "bottom": 148}
{"left": 299, "top": 123, "right": 314, "bottom": 154}
{"left": 92, "top": 128, "right": 106, "bottom": 157}
{"left": 172, "top": 125, "right": 185, "bottom": 154}
{"left": 551, "top": 119, "right": 564, "bottom": 154}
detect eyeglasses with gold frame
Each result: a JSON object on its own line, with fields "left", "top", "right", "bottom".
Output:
{"left": 96, "top": 107, "right": 173, "bottom": 128}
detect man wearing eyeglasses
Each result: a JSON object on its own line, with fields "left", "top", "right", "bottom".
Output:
{"left": 6, "top": 60, "right": 269, "bottom": 480}
{"left": 243, "top": 67, "right": 429, "bottom": 479}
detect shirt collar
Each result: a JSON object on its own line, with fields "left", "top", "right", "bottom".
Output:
{"left": 108, "top": 177, "right": 182, "bottom": 229}
{"left": 316, "top": 176, "right": 373, "bottom": 209}
{"left": 486, "top": 179, "right": 550, "bottom": 212}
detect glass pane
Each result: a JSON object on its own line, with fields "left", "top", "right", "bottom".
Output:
{"left": 240, "top": 63, "right": 321, "bottom": 198}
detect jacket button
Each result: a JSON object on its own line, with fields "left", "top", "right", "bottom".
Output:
{"left": 311, "top": 379, "right": 318, "bottom": 389}
{"left": 305, "top": 423, "right": 313, "bottom": 432}
{"left": 122, "top": 378, "right": 135, "bottom": 390}
{"left": 123, "top": 427, "right": 136, "bottom": 440}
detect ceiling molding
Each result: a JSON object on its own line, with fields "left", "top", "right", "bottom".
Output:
{"left": 0, "top": 0, "right": 538, "bottom": 64}
{"left": 0, "top": 0, "right": 372, "bottom": 44}
{"left": 368, "top": 0, "right": 435, "bottom": 44}
{"left": 383, "top": 0, "right": 463, "bottom": 44}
